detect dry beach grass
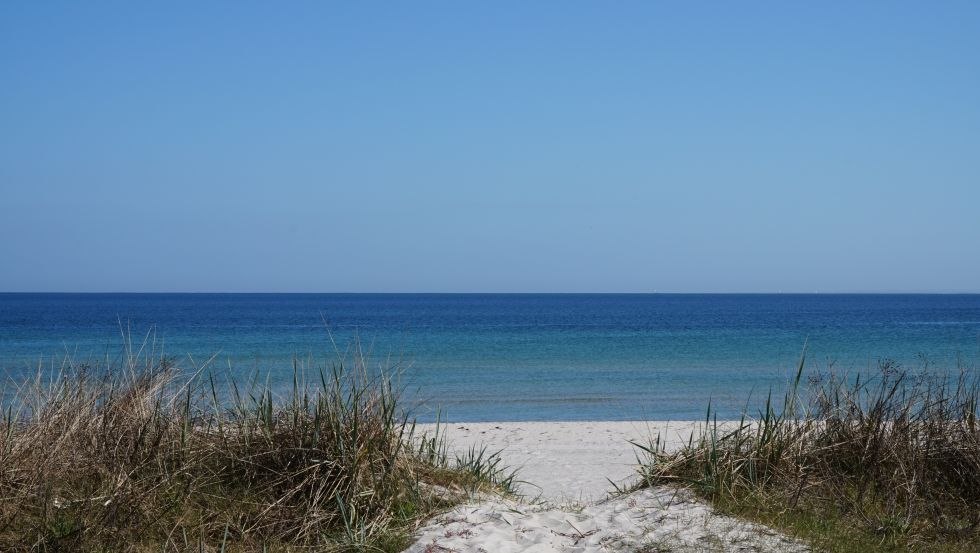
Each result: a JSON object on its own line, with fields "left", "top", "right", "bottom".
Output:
{"left": 637, "top": 352, "right": 980, "bottom": 551}
{"left": 0, "top": 340, "right": 512, "bottom": 552}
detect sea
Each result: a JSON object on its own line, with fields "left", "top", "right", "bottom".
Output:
{"left": 1, "top": 293, "right": 978, "bottom": 421}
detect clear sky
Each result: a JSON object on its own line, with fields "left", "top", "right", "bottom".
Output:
{"left": 2, "top": 2, "right": 978, "bottom": 293}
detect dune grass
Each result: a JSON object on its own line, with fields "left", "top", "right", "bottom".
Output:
{"left": 635, "top": 351, "right": 980, "bottom": 552}
{"left": 0, "top": 341, "right": 514, "bottom": 552}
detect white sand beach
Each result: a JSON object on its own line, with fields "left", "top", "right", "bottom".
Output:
{"left": 417, "top": 421, "right": 707, "bottom": 502}
{"left": 405, "top": 421, "right": 807, "bottom": 553}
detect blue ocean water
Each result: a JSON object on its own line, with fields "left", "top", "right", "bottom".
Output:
{"left": 1, "top": 294, "right": 978, "bottom": 421}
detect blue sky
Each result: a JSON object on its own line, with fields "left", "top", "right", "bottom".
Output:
{"left": 1, "top": 2, "right": 978, "bottom": 292}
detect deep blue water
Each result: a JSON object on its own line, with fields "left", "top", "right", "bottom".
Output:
{"left": 1, "top": 294, "right": 979, "bottom": 421}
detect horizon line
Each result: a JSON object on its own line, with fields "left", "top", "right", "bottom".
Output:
{"left": 2, "top": 290, "right": 980, "bottom": 295}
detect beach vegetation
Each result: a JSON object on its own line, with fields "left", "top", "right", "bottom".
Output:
{"left": 635, "top": 351, "right": 980, "bottom": 552}
{"left": 0, "top": 339, "right": 514, "bottom": 552}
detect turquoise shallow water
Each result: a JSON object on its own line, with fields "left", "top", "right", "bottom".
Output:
{"left": 1, "top": 294, "right": 978, "bottom": 421}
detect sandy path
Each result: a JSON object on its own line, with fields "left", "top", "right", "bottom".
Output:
{"left": 404, "top": 487, "right": 808, "bottom": 553}
{"left": 404, "top": 421, "right": 807, "bottom": 553}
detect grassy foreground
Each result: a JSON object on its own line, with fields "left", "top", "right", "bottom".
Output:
{"left": 636, "top": 353, "right": 980, "bottom": 552}
{"left": 0, "top": 347, "right": 513, "bottom": 552}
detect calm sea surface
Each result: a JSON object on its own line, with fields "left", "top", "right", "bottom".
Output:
{"left": 1, "top": 294, "right": 978, "bottom": 421}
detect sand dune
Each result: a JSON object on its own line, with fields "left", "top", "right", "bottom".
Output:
{"left": 405, "top": 422, "right": 807, "bottom": 552}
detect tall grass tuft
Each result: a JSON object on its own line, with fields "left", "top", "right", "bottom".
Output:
{"left": 636, "top": 352, "right": 980, "bottom": 551}
{"left": 0, "top": 343, "right": 512, "bottom": 552}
